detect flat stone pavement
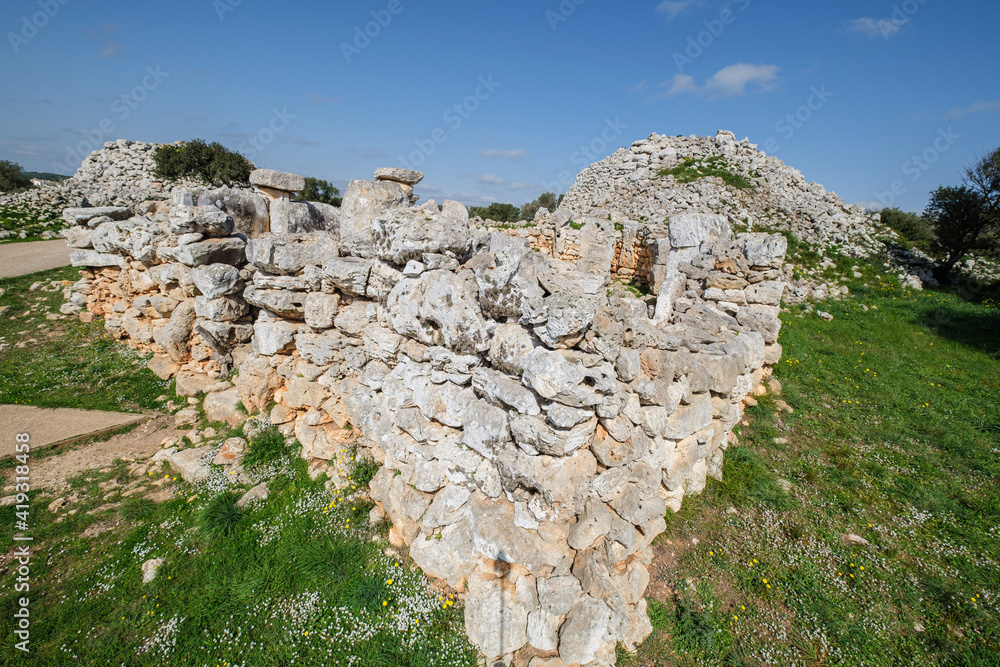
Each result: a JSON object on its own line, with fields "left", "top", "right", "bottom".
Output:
{"left": 0, "top": 405, "right": 150, "bottom": 458}
{"left": 0, "top": 240, "right": 73, "bottom": 279}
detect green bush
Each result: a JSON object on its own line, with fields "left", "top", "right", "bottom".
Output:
{"left": 0, "top": 160, "right": 34, "bottom": 192}
{"left": 879, "top": 207, "right": 936, "bottom": 252}
{"left": 154, "top": 139, "right": 254, "bottom": 186}
{"left": 520, "top": 192, "right": 559, "bottom": 220}
{"left": 468, "top": 202, "right": 521, "bottom": 223}
{"left": 295, "top": 177, "right": 342, "bottom": 206}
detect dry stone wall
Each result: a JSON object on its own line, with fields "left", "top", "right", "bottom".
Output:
{"left": 65, "top": 157, "right": 787, "bottom": 666}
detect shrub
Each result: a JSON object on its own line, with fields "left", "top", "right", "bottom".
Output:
{"left": 468, "top": 202, "right": 521, "bottom": 223}
{"left": 153, "top": 139, "right": 254, "bottom": 186}
{"left": 296, "top": 177, "right": 342, "bottom": 206}
{"left": 879, "top": 207, "right": 936, "bottom": 252}
{"left": 0, "top": 161, "right": 34, "bottom": 192}
{"left": 520, "top": 192, "right": 559, "bottom": 220}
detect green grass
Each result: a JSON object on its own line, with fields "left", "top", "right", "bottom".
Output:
{"left": 0, "top": 266, "right": 171, "bottom": 412}
{"left": 0, "top": 439, "right": 477, "bottom": 666}
{"left": 658, "top": 156, "right": 753, "bottom": 190}
{"left": 633, "top": 271, "right": 1000, "bottom": 666}
{"left": 1, "top": 201, "right": 65, "bottom": 243}
{"left": 243, "top": 428, "right": 291, "bottom": 468}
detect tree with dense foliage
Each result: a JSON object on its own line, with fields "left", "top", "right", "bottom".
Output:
{"left": 468, "top": 202, "right": 521, "bottom": 223}
{"left": 925, "top": 186, "right": 993, "bottom": 278}
{"left": 879, "top": 207, "right": 936, "bottom": 252}
{"left": 154, "top": 139, "right": 254, "bottom": 187}
{"left": 295, "top": 177, "right": 342, "bottom": 206}
{"left": 0, "top": 160, "right": 34, "bottom": 192}
{"left": 924, "top": 146, "right": 1000, "bottom": 278}
{"left": 520, "top": 192, "right": 559, "bottom": 221}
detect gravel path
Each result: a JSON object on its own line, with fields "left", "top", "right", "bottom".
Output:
{"left": 0, "top": 240, "right": 72, "bottom": 279}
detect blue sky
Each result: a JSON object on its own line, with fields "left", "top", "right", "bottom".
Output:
{"left": 1, "top": 0, "right": 997, "bottom": 212}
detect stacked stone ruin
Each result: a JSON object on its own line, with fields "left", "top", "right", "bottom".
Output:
{"left": 62, "top": 146, "right": 789, "bottom": 666}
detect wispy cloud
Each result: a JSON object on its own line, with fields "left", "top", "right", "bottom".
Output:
{"left": 704, "top": 63, "right": 780, "bottom": 97}
{"left": 656, "top": 0, "right": 704, "bottom": 21}
{"left": 653, "top": 64, "right": 780, "bottom": 99}
{"left": 87, "top": 23, "right": 120, "bottom": 38}
{"left": 657, "top": 74, "right": 699, "bottom": 97}
{"left": 846, "top": 17, "right": 904, "bottom": 39}
{"left": 280, "top": 134, "right": 320, "bottom": 147}
{"left": 97, "top": 42, "right": 124, "bottom": 58}
{"left": 481, "top": 148, "right": 531, "bottom": 160}
{"left": 307, "top": 93, "right": 342, "bottom": 106}
{"left": 472, "top": 173, "right": 507, "bottom": 185}
{"left": 508, "top": 182, "right": 537, "bottom": 191}
{"left": 945, "top": 100, "right": 1000, "bottom": 119}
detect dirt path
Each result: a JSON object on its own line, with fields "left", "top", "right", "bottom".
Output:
{"left": 0, "top": 240, "right": 73, "bottom": 279}
{"left": 2, "top": 415, "right": 182, "bottom": 493}
{"left": 0, "top": 405, "right": 151, "bottom": 458}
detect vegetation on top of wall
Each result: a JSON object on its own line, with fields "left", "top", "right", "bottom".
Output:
{"left": 658, "top": 155, "right": 753, "bottom": 190}
{"left": 295, "top": 177, "right": 342, "bottom": 207}
{"left": 153, "top": 139, "right": 254, "bottom": 187}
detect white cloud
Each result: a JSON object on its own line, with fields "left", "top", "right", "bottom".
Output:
{"left": 656, "top": 0, "right": 703, "bottom": 21}
{"left": 656, "top": 74, "right": 699, "bottom": 98}
{"left": 703, "top": 63, "right": 780, "bottom": 98}
{"left": 508, "top": 182, "right": 537, "bottom": 191}
{"left": 946, "top": 100, "right": 1000, "bottom": 119}
{"left": 474, "top": 174, "right": 507, "bottom": 185}
{"left": 855, "top": 200, "right": 886, "bottom": 212}
{"left": 652, "top": 64, "right": 780, "bottom": 100}
{"left": 846, "top": 17, "right": 903, "bottom": 39}
{"left": 481, "top": 149, "right": 531, "bottom": 160}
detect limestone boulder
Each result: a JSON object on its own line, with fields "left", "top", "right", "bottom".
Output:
{"left": 246, "top": 233, "right": 338, "bottom": 275}
{"left": 339, "top": 179, "right": 411, "bottom": 258}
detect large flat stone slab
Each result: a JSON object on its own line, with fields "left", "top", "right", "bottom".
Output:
{"left": 0, "top": 405, "right": 150, "bottom": 458}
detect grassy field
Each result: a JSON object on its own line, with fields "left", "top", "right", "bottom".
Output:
{"left": 0, "top": 201, "right": 65, "bottom": 243}
{"left": 0, "top": 266, "right": 170, "bottom": 413}
{"left": 0, "top": 425, "right": 478, "bottom": 666}
{"left": 631, "top": 269, "right": 1000, "bottom": 665}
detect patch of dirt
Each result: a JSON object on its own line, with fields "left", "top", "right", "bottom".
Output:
{"left": 3, "top": 416, "right": 182, "bottom": 493}
{"left": 80, "top": 520, "right": 117, "bottom": 539}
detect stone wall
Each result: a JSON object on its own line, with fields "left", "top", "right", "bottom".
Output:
{"left": 64, "top": 164, "right": 786, "bottom": 667}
